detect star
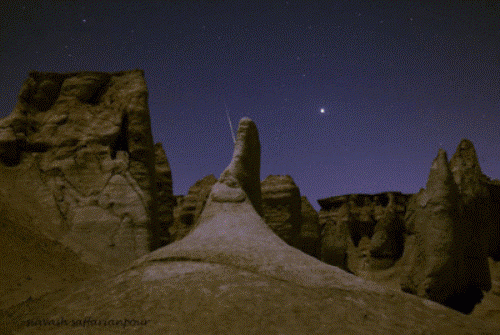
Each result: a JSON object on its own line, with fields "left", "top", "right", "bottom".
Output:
{"left": 82, "top": 19, "right": 87, "bottom": 23}
{"left": 320, "top": 108, "right": 326, "bottom": 114}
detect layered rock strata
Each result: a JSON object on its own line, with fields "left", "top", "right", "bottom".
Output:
{"left": 169, "top": 174, "right": 217, "bottom": 242}
{"left": 0, "top": 70, "right": 169, "bottom": 267}
{"left": 318, "top": 192, "right": 410, "bottom": 272}
{"left": 261, "top": 175, "right": 302, "bottom": 247}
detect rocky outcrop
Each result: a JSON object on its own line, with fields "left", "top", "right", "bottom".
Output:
{"left": 315, "top": 139, "right": 499, "bottom": 317}
{"left": 168, "top": 195, "right": 189, "bottom": 241}
{"left": 401, "top": 148, "right": 491, "bottom": 314}
{"left": 169, "top": 174, "right": 217, "bottom": 242}
{"left": 261, "top": 175, "right": 302, "bottom": 247}
{"left": 318, "top": 192, "right": 410, "bottom": 272}
{"left": 297, "top": 196, "right": 321, "bottom": 257}
{"left": 179, "top": 174, "right": 218, "bottom": 226}
{"left": 5, "top": 117, "right": 498, "bottom": 335}
{"left": 369, "top": 193, "right": 406, "bottom": 261}
{"left": 450, "top": 139, "right": 500, "bottom": 261}
{"left": 154, "top": 142, "right": 174, "bottom": 246}
{"left": 0, "top": 70, "right": 166, "bottom": 267}
{"left": 170, "top": 174, "right": 322, "bottom": 258}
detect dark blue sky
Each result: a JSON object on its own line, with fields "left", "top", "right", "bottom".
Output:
{"left": 1, "top": 1, "right": 499, "bottom": 209}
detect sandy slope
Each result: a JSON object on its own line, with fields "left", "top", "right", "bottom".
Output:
{"left": 0, "top": 214, "right": 100, "bottom": 310}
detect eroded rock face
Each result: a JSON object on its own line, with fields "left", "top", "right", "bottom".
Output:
{"left": 318, "top": 192, "right": 410, "bottom": 272}
{"left": 0, "top": 70, "right": 165, "bottom": 267}
{"left": 169, "top": 174, "right": 217, "bottom": 242}
{"left": 170, "top": 174, "right": 322, "bottom": 259}
{"left": 217, "top": 117, "right": 262, "bottom": 215}
{"left": 261, "top": 175, "right": 302, "bottom": 247}
{"left": 297, "top": 196, "right": 320, "bottom": 258}
{"left": 401, "top": 148, "right": 490, "bottom": 314}
{"left": 369, "top": 193, "right": 406, "bottom": 261}
{"left": 5, "top": 118, "right": 498, "bottom": 335}
{"left": 154, "top": 143, "right": 174, "bottom": 246}
{"left": 450, "top": 139, "right": 500, "bottom": 261}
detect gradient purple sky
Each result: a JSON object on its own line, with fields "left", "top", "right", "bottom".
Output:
{"left": 1, "top": 1, "right": 499, "bottom": 210}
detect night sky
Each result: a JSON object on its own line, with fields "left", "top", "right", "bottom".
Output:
{"left": 1, "top": 1, "right": 499, "bottom": 210}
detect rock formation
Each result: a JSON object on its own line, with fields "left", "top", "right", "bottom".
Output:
{"left": 261, "top": 174, "right": 302, "bottom": 247}
{"left": 3, "top": 117, "right": 498, "bottom": 335}
{"left": 178, "top": 174, "right": 217, "bottom": 227}
{"left": 154, "top": 142, "right": 174, "bottom": 246}
{"left": 318, "top": 192, "right": 410, "bottom": 273}
{"left": 450, "top": 139, "right": 500, "bottom": 261}
{"left": 170, "top": 174, "right": 322, "bottom": 258}
{"left": 0, "top": 70, "right": 171, "bottom": 267}
{"left": 297, "top": 196, "right": 321, "bottom": 258}
{"left": 369, "top": 193, "right": 406, "bottom": 261}
{"left": 168, "top": 174, "right": 217, "bottom": 242}
{"left": 401, "top": 148, "right": 491, "bottom": 314}
{"left": 315, "top": 139, "right": 499, "bottom": 318}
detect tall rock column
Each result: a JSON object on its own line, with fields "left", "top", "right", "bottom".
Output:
{"left": 450, "top": 138, "right": 498, "bottom": 262}
{"left": 401, "top": 148, "right": 489, "bottom": 313}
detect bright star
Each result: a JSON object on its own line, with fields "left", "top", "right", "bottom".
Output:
{"left": 320, "top": 108, "right": 325, "bottom": 114}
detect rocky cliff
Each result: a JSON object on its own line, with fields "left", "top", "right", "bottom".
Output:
{"left": 318, "top": 191, "right": 410, "bottom": 273}
{"left": 0, "top": 70, "right": 172, "bottom": 267}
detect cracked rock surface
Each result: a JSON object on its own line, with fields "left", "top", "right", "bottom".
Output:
{"left": 0, "top": 70, "right": 169, "bottom": 268}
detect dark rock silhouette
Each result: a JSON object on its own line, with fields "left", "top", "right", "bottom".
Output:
{"left": 0, "top": 70, "right": 169, "bottom": 267}
{"left": 450, "top": 139, "right": 500, "bottom": 261}
{"left": 154, "top": 142, "right": 174, "bottom": 246}
{"left": 3, "top": 117, "right": 497, "bottom": 334}
{"left": 401, "top": 148, "right": 490, "bottom": 314}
